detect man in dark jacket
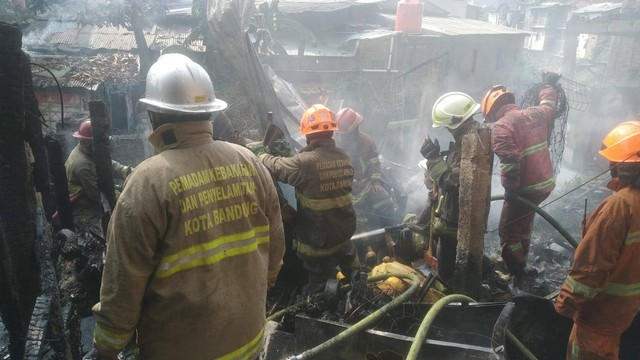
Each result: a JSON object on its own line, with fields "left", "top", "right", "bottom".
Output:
{"left": 255, "top": 104, "right": 359, "bottom": 294}
{"left": 481, "top": 73, "right": 559, "bottom": 287}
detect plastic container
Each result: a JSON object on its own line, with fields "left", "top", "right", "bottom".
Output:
{"left": 395, "top": 0, "right": 424, "bottom": 33}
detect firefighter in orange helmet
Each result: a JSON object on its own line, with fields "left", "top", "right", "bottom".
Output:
{"left": 555, "top": 121, "right": 640, "bottom": 360}
{"left": 334, "top": 107, "right": 394, "bottom": 230}
{"left": 481, "top": 73, "right": 560, "bottom": 288}
{"left": 65, "top": 119, "right": 133, "bottom": 228}
{"left": 254, "top": 104, "right": 360, "bottom": 294}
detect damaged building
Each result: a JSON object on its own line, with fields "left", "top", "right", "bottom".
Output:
{"left": 2, "top": 0, "right": 640, "bottom": 359}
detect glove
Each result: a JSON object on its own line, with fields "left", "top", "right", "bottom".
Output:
{"left": 248, "top": 143, "right": 267, "bottom": 156}
{"left": 541, "top": 71, "right": 562, "bottom": 86}
{"left": 270, "top": 139, "right": 292, "bottom": 157}
{"left": 420, "top": 136, "right": 440, "bottom": 160}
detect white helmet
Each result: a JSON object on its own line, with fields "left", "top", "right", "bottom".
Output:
{"left": 140, "top": 53, "right": 228, "bottom": 115}
{"left": 431, "top": 92, "right": 480, "bottom": 129}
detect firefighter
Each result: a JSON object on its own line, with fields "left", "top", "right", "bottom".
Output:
{"left": 88, "top": 53, "right": 285, "bottom": 360}
{"left": 419, "top": 92, "right": 482, "bottom": 285}
{"left": 65, "top": 119, "right": 132, "bottom": 228}
{"left": 481, "top": 73, "right": 560, "bottom": 288}
{"left": 253, "top": 104, "right": 359, "bottom": 295}
{"left": 555, "top": 121, "right": 640, "bottom": 360}
{"left": 334, "top": 108, "right": 394, "bottom": 230}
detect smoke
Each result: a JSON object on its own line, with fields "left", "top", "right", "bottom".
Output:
{"left": 22, "top": 20, "right": 78, "bottom": 49}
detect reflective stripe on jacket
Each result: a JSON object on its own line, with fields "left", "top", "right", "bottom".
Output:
{"left": 427, "top": 120, "right": 482, "bottom": 227}
{"left": 92, "top": 121, "right": 285, "bottom": 359}
{"left": 491, "top": 86, "right": 557, "bottom": 195}
{"left": 555, "top": 184, "right": 640, "bottom": 334}
{"left": 259, "top": 137, "right": 356, "bottom": 256}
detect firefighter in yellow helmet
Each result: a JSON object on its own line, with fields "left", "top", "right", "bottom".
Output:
{"left": 65, "top": 119, "right": 133, "bottom": 228}
{"left": 88, "top": 53, "right": 285, "bottom": 359}
{"left": 555, "top": 121, "right": 640, "bottom": 359}
{"left": 254, "top": 104, "right": 360, "bottom": 295}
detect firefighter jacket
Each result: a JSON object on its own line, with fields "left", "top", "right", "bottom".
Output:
{"left": 555, "top": 182, "right": 640, "bottom": 335}
{"left": 259, "top": 137, "right": 356, "bottom": 257}
{"left": 491, "top": 86, "right": 557, "bottom": 195}
{"left": 427, "top": 120, "right": 481, "bottom": 228}
{"left": 65, "top": 143, "right": 130, "bottom": 218}
{"left": 335, "top": 130, "right": 383, "bottom": 203}
{"left": 92, "top": 121, "right": 285, "bottom": 360}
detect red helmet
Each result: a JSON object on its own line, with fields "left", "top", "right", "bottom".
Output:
{"left": 336, "top": 108, "right": 363, "bottom": 133}
{"left": 72, "top": 119, "right": 92, "bottom": 140}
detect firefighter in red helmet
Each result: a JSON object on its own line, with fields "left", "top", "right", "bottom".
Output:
{"left": 65, "top": 119, "right": 133, "bottom": 228}
{"left": 334, "top": 107, "right": 394, "bottom": 231}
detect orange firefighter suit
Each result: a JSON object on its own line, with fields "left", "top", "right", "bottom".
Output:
{"left": 491, "top": 86, "right": 557, "bottom": 275}
{"left": 555, "top": 181, "right": 640, "bottom": 359}
{"left": 91, "top": 121, "right": 285, "bottom": 359}
{"left": 258, "top": 136, "right": 359, "bottom": 293}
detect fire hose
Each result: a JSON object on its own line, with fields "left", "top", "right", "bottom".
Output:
{"left": 286, "top": 272, "right": 420, "bottom": 360}
{"left": 407, "top": 294, "right": 539, "bottom": 360}
{"left": 492, "top": 194, "right": 578, "bottom": 249}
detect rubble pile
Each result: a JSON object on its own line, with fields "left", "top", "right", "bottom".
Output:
{"left": 31, "top": 53, "right": 139, "bottom": 89}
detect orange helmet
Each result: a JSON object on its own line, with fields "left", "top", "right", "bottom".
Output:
{"left": 336, "top": 108, "right": 363, "bottom": 133}
{"left": 599, "top": 121, "right": 640, "bottom": 163}
{"left": 299, "top": 104, "right": 338, "bottom": 136}
{"left": 72, "top": 119, "right": 92, "bottom": 140}
{"left": 481, "top": 85, "right": 515, "bottom": 121}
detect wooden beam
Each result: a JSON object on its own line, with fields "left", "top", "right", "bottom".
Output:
{"left": 453, "top": 126, "right": 492, "bottom": 298}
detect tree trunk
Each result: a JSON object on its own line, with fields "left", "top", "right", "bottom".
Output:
{"left": 131, "top": 18, "right": 152, "bottom": 80}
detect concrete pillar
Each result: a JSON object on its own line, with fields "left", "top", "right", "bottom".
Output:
{"left": 453, "top": 126, "right": 492, "bottom": 298}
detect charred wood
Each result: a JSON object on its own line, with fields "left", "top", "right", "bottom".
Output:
{"left": 0, "top": 22, "right": 41, "bottom": 360}
{"left": 22, "top": 52, "right": 55, "bottom": 220}
{"left": 25, "top": 207, "right": 73, "bottom": 360}
{"left": 46, "top": 137, "right": 74, "bottom": 232}
{"left": 88, "top": 101, "right": 116, "bottom": 230}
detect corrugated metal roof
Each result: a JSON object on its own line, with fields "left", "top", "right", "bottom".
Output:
{"left": 23, "top": 20, "right": 203, "bottom": 53}
{"left": 573, "top": 2, "right": 622, "bottom": 14}
{"left": 278, "top": 0, "right": 386, "bottom": 14}
{"left": 420, "top": 16, "right": 530, "bottom": 36}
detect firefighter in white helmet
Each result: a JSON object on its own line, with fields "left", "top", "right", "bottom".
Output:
{"left": 88, "top": 53, "right": 285, "bottom": 360}
{"left": 419, "top": 91, "right": 481, "bottom": 285}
